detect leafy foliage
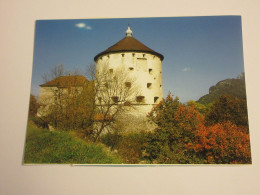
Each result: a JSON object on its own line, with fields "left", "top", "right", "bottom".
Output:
{"left": 205, "top": 95, "right": 248, "bottom": 128}
{"left": 28, "top": 94, "right": 39, "bottom": 117}
{"left": 145, "top": 94, "right": 204, "bottom": 164}
{"left": 101, "top": 131, "right": 147, "bottom": 164}
{"left": 142, "top": 93, "right": 251, "bottom": 164}
{"left": 187, "top": 122, "right": 251, "bottom": 164}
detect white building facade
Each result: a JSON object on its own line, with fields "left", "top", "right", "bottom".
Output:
{"left": 94, "top": 27, "right": 164, "bottom": 130}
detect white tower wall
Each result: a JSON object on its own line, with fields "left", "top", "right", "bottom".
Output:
{"left": 96, "top": 52, "right": 163, "bottom": 105}
{"left": 94, "top": 27, "right": 163, "bottom": 131}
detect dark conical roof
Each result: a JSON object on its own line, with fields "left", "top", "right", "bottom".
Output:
{"left": 94, "top": 36, "right": 164, "bottom": 61}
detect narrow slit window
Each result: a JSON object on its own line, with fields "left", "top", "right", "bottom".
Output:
{"left": 125, "top": 82, "right": 131, "bottom": 88}
{"left": 147, "top": 83, "right": 152, "bottom": 89}
{"left": 154, "top": 96, "right": 159, "bottom": 103}
{"left": 149, "top": 69, "right": 153, "bottom": 74}
{"left": 112, "top": 96, "right": 119, "bottom": 103}
{"left": 124, "top": 101, "right": 131, "bottom": 106}
{"left": 136, "top": 96, "right": 145, "bottom": 103}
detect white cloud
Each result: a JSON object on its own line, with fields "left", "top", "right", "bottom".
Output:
{"left": 75, "top": 23, "right": 92, "bottom": 30}
{"left": 75, "top": 23, "right": 86, "bottom": 28}
{"left": 181, "top": 67, "right": 191, "bottom": 72}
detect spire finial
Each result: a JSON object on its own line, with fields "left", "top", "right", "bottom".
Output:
{"left": 126, "top": 25, "right": 133, "bottom": 37}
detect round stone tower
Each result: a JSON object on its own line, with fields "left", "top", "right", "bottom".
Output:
{"left": 94, "top": 27, "right": 164, "bottom": 131}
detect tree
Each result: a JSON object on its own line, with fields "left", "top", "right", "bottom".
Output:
{"left": 187, "top": 100, "right": 210, "bottom": 116}
{"left": 90, "top": 64, "right": 140, "bottom": 142}
{"left": 37, "top": 64, "right": 94, "bottom": 131}
{"left": 37, "top": 63, "right": 140, "bottom": 142}
{"left": 28, "top": 94, "right": 39, "bottom": 117}
{"left": 145, "top": 93, "right": 204, "bottom": 163}
{"left": 145, "top": 93, "right": 251, "bottom": 164}
{"left": 205, "top": 95, "right": 249, "bottom": 128}
{"left": 187, "top": 122, "right": 251, "bottom": 164}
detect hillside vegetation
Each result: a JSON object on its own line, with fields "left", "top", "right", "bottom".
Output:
{"left": 24, "top": 121, "right": 122, "bottom": 164}
{"left": 197, "top": 74, "right": 246, "bottom": 105}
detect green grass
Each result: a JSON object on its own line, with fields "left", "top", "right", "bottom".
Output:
{"left": 24, "top": 121, "right": 123, "bottom": 164}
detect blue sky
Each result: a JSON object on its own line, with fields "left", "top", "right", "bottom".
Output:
{"left": 31, "top": 16, "right": 245, "bottom": 102}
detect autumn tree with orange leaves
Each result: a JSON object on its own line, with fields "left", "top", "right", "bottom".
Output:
{"left": 145, "top": 93, "right": 205, "bottom": 164}
{"left": 144, "top": 93, "right": 251, "bottom": 164}
{"left": 186, "top": 122, "right": 251, "bottom": 164}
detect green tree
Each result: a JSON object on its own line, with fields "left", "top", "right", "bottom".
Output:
{"left": 28, "top": 94, "right": 39, "bottom": 117}
{"left": 38, "top": 64, "right": 94, "bottom": 132}
{"left": 205, "top": 95, "right": 248, "bottom": 128}
{"left": 145, "top": 93, "right": 204, "bottom": 164}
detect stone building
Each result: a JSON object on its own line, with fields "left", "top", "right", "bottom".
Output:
{"left": 37, "top": 75, "right": 88, "bottom": 117}
{"left": 94, "top": 27, "right": 164, "bottom": 131}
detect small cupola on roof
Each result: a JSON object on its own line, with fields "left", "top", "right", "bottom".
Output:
{"left": 94, "top": 27, "right": 164, "bottom": 61}
{"left": 126, "top": 26, "right": 133, "bottom": 37}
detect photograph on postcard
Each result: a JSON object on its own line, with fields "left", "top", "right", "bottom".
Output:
{"left": 24, "top": 16, "right": 251, "bottom": 164}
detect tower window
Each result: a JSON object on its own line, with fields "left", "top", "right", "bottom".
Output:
{"left": 154, "top": 96, "right": 159, "bottom": 103}
{"left": 125, "top": 82, "right": 131, "bottom": 88}
{"left": 136, "top": 96, "right": 145, "bottom": 103}
{"left": 149, "top": 69, "right": 153, "bottom": 74}
{"left": 112, "top": 96, "right": 119, "bottom": 103}
{"left": 121, "top": 54, "right": 125, "bottom": 57}
{"left": 129, "top": 67, "right": 134, "bottom": 71}
{"left": 143, "top": 54, "right": 146, "bottom": 57}
{"left": 160, "top": 84, "right": 162, "bottom": 89}
{"left": 124, "top": 101, "right": 131, "bottom": 106}
{"left": 132, "top": 53, "right": 135, "bottom": 57}
{"left": 147, "top": 83, "right": 152, "bottom": 89}
{"left": 107, "top": 55, "right": 110, "bottom": 58}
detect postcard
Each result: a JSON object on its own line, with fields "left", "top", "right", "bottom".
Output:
{"left": 24, "top": 16, "right": 251, "bottom": 164}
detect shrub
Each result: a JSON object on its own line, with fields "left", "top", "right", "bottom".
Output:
{"left": 101, "top": 131, "right": 148, "bottom": 164}
{"left": 116, "top": 131, "right": 147, "bottom": 164}
{"left": 187, "top": 122, "right": 251, "bottom": 164}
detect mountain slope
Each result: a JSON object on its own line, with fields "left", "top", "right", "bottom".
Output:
{"left": 197, "top": 73, "right": 246, "bottom": 105}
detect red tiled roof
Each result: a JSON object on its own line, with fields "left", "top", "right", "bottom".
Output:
{"left": 40, "top": 75, "right": 88, "bottom": 87}
{"left": 94, "top": 36, "right": 164, "bottom": 61}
